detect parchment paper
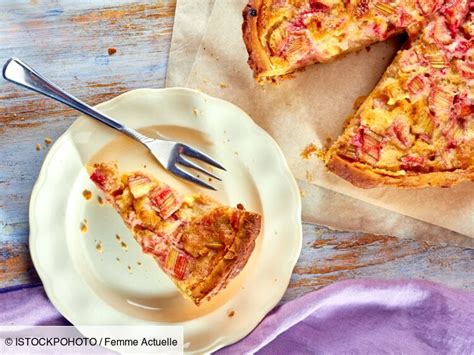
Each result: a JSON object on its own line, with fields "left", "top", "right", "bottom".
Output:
{"left": 166, "top": 0, "right": 215, "bottom": 87}
{"left": 166, "top": 0, "right": 473, "bottom": 247}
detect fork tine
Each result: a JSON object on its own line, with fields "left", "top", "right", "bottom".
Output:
{"left": 176, "top": 156, "right": 222, "bottom": 181}
{"left": 170, "top": 166, "right": 217, "bottom": 191}
{"left": 181, "top": 145, "right": 226, "bottom": 171}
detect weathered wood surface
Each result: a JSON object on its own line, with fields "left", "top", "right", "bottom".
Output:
{"left": 1, "top": 0, "right": 473, "bottom": 298}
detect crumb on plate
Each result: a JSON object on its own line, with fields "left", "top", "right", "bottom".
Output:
{"left": 80, "top": 222, "right": 88, "bottom": 233}
{"left": 44, "top": 137, "right": 53, "bottom": 146}
{"left": 107, "top": 47, "right": 117, "bottom": 55}
{"left": 227, "top": 310, "right": 235, "bottom": 318}
{"left": 82, "top": 189, "right": 92, "bottom": 200}
{"left": 96, "top": 241, "right": 104, "bottom": 253}
{"left": 35, "top": 143, "right": 41, "bottom": 151}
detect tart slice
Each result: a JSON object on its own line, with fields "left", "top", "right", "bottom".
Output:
{"left": 325, "top": 11, "right": 474, "bottom": 188}
{"left": 89, "top": 162, "right": 261, "bottom": 304}
{"left": 243, "top": 0, "right": 437, "bottom": 82}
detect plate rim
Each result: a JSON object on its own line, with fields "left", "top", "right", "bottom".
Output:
{"left": 29, "top": 87, "right": 302, "bottom": 353}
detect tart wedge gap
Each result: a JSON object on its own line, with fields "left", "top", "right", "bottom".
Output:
{"left": 244, "top": 1, "right": 473, "bottom": 188}
{"left": 325, "top": 10, "right": 474, "bottom": 188}
{"left": 88, "top": 162, "right": 262, "bottom": 305}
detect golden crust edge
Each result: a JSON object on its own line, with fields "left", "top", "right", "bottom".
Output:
{"left": 326, "top": 155, "right": 474, "bottom": 189}
{"left": 242, "top": 0, "right": 274, "bottom": 82}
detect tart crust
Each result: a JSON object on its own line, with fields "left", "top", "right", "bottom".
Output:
{"left": 242, "top": 1, "right": 275, "bottom": 82}
{"left": 327, "top": 155, "right": 474, "bottom": 189}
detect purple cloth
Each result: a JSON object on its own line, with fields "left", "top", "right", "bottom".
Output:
{"left": 1, "top": 280, "right": 473, "bottom": 354}
{"left": 0, "top": 285, "right": 69, "bottom": 326}
{"left": 219, "top": 280, "right": 474, "bottom": 354}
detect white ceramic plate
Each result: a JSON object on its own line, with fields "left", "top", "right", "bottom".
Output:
{"left": 29, "top": 88, "right": 302, "bottom": 353}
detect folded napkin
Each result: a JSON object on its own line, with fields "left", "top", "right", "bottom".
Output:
{"left": 1, "top": 280, "right": 472, "bottom": 353}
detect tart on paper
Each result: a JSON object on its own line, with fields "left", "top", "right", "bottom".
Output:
{"left": 243, "top": 0, "right": 474, "bottom": 188}
{"left": 89, "top": 162, "right": 262, "bottom": 305}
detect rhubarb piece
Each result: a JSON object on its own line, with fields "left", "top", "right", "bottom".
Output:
{"left": 417, "top": 0, "right": 443, "bottom": 16}
{"left": 88, "top": 162, "right": 262, "bottom": 304}
{"left": 356, "top": 127, "right": 383, "bottom": 164}
{"left": 426, "top": 50, "right": 447, "bottom": 69}
{"left": 429, "top": 87, "right": 453, "bottom": 120}
{"left": 150, "top": 185, "right": 182, "bottom": 219}
{"left": 165, "top": 248, "right": 188, "bottom": 280}
{"left": 374, "top": 2, "right": 397, "bottom": 16}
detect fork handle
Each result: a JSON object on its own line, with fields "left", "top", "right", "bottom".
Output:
{"left": 2, "top": 57, "right": 154, "bottom": 145}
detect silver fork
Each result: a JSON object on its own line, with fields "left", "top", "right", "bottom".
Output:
{"left": 3, "top": 58, "right": 225, "bottom": 190}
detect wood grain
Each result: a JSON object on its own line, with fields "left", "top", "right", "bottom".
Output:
{"left": 0, "top": 0, "right": 176, "bottom": 287}
{"left": 0, "top": 0, "right": 473, "bottom": 299}
{"left": 283, "top": 225, "right": 474, "bottom": 302}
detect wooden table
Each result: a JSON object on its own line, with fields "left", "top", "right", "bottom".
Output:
{"left": 1, "top": 0, "right": 473, "bottom": 300}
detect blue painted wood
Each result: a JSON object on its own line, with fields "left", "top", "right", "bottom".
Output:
{"left": 0, "top": 0, "right": 473, "bottom": 297}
